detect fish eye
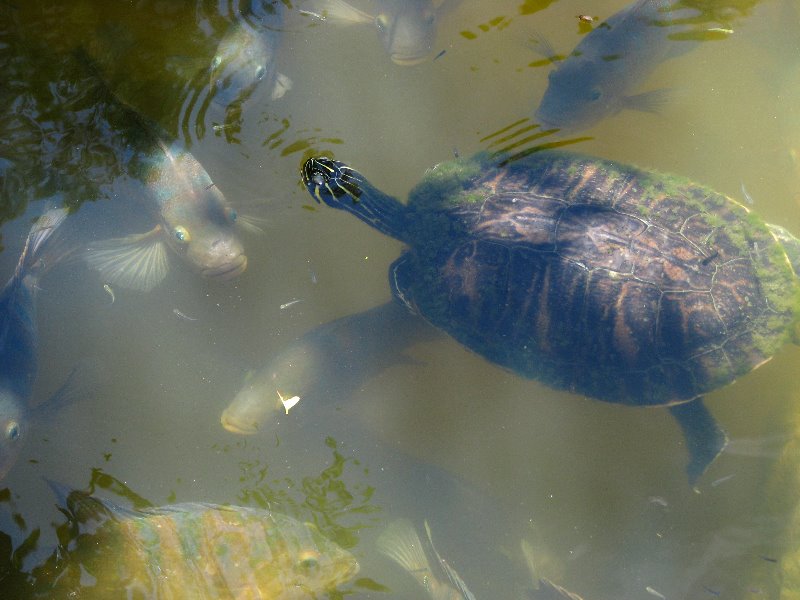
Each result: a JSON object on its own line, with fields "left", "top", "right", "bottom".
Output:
{"left": 254, "top": 65, "right": 266, "bottom": 81}
{"left": 589, "top": 88, "right": 602, "bottom": 101}
{"left": 174, "top": 226, "right": 191, "bottom": 243}
{"left": 226, "top": 207, "right": 238, "bottom": 222}
{"left": 5, "top": 422, "right": 20, "bottom": 442}
{"left": 297, "top": 550, "right": 321, "bottom": 572}
{"left": 375, "top": 14, "right": 389, "bottom": 31}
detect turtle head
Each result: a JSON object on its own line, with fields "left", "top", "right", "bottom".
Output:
{"left": 302, "top": 157, "right": 365, "bottom": 207}
{"left": 301, "top": 157, "right": 411, "bottom": 242}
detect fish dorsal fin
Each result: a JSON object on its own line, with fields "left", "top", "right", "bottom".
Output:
{"left": 312, "top": 0, "right": 375, "bottom": 25}
{"left": 84, "top": 227, "right": 169, "bottom": 292}
{"left": 424, "top": 520, "right": 476, "bottom": 600}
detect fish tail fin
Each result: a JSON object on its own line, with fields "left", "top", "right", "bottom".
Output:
{"left": 377, "top": 519, "right": 436, "bottom": 589}
{"left": 14, "top": 207, "right": 69, "bottom": 281}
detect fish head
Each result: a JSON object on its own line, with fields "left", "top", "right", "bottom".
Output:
{"left": 221, "top": 341, "right": 321, "bottom": 435}
{"left": 535, "top": 58, "right": 619, "bottom": 131}
{"left": 156, "top": 152, "right": 248, "bottom": 281}
{"left": 376, "top": 0, "right": 438, "bottom": 65}
{"left": 275, "top": 517, "right": 360, "bottom": 594}
{"left": 0, "top": 389, "right": 26, "bottom": 480}
{"left": 210, "top": 23, "right": 277, "bottom": 106}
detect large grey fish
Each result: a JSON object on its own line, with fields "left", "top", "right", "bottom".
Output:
{"left": 210, "top": 0, "right": 292, "bottom": 106}
{"left": 49, "top": 482, "right": 360, "bottom": 598}
{"left": 221, "top": 300, "right": 437, "bottom": 434}
{"left": 377, "top": 519, "right": 476, "bottom": 600}
{"left": 535, "top": 0, "right": 697, "bottom": 131}
{"left": 308, "top": 0, "right": 462, "bottom": 65}
{"left": 0, "top": 208, "right": 68, "bottom": 479}
{"left": 80, "top": 60, "right": 257, "bottom": 291}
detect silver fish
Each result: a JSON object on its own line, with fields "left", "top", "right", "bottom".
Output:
{"left": 83, "top": 130, "right": 249, "bottom": 292}
{"left": 377, "top": 519, "right": 475, "bottom": 600}
{"left": 221, "top": 301, "right": 437, "bottom": 434}
{"left": 309, "top": 0, "right": 462, "bottom": 65}
{"left": 0, "top": 208, "right": 68, "bottom": 479}
{"left": 535, "top": 0, "right": 695, "bottom": 131}
{"left": 210, "top": 0, "right": 292, "bottom": 106}
{"left": 73, "top": 48, "right": 250, "bottom": 291}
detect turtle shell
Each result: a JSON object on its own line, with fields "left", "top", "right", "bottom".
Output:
{"left": 395, "top": 152, "right": 800, "bottom": 406}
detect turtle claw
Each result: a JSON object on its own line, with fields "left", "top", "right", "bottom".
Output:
{"left": 668, "top": 398, "right": 729, "bottom": 486}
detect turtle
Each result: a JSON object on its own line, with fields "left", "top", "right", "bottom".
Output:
{"left": 290, "top": 151, "right": 800, "bottom": 485}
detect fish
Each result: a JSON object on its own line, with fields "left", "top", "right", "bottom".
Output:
{"left": 0, "top": 208, "right": 68, "bottom": 479}
{"left": 48, "top": 481, "right": 360, "bottom": 598}
{"left": 535, "top": 0, "right": 696, "bottom": 131}
{"left": 210, "top": 0, "right": 292, "bottom": 106}
{"left": 308, "top": 0, "right": 462, "bottom": 65}
{"left": 377, "top": 519, "right": 475, "bottom": 599}
{"left": 221, "top": 301, "right": 438, "bottom": 434}
{"left": 77, "top": 51, "right": 251, "bottom": 292}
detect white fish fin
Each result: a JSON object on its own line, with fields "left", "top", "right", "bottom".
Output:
{"left": 622, "top": 87, "right": 672, "bottom": 113}
{"left": 531, "top": 578, "right": 586, "bottom": 600}
{"left": 377, "top": 520, "right": 435, "bottom": 587}
{"left": 84, "top": 227, "right": 170, "bottom": 292}
{"left": 271, "top": 72, "right": 293, "bottom": 100}
{"left": 313, "top": 0, "right": 375, "bottom": 25}
{"left": 424, "top": 520, "right": 476, "bottom": 600}
{"left": 236, "top": 213, "right": 269, "bottom": 235}
{"left": 526, "top": 30, "right": 561, "bottom": 63}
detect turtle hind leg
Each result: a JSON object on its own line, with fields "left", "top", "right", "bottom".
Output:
{"left": 668, "top": 398, "right": 729, "bottom": 486}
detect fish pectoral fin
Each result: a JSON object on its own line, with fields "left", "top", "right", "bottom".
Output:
{"left": 84, "top": 227, "right": 170, "bottom": 292}
{"left": 32, "top": 358, "right": 106, "bottom": 421}
{"left": 622, "top": 88, "right": 672, "bottom": 113}
{"left": 271, "top": 72, "right": 293, "bottom": 100}
{"left": 236, "top": 213, "right": 269, "bottom": 235}
{"left": 377, "top": 520, "right": 435, "bottom": 588}
{"left": 312, "top": 0, "right": 375, "bottom": 25}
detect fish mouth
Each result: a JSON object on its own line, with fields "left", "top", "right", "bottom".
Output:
{"left": 202, "top": 254, "right": 247, "bottom": 280}
{"left": 220, "top": 409, "right": 259, "bottom": 435}
{"left": 390, "top": 54, "right": 428, "bottom": 66}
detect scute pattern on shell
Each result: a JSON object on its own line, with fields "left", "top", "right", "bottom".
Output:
{"left": 401, "top": 152, "right": 799, "bottom": 406}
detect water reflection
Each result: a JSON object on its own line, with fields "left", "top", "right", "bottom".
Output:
{"left": 1, "top": 0, "right": 800, "bottom": 599}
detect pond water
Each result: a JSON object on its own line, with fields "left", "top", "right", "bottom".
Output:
{"left": 1, "top": 0, "right": 799, "bottom": 598}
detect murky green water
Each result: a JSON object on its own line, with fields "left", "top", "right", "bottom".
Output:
{"left": 1, "top": 0, "right": 800, "bottom": 598}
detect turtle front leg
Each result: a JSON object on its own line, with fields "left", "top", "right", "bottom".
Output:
{"left": 668, "top": 398, "right": 729, "bottom": 486}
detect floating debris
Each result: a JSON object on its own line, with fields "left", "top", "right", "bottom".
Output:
{"left": 702, "top": 586, "right": 721, "bottom": 596}
{"left": 277, "top": 391, "right": 300, "bottom": 414}
{"left": 707, "top": 27, "right": 733, "bottom": 34}
{"left": 646, "top": 585, "right": 666, "bottom": 599}
{"left": 710, "top": 473, "right": 735, "bottom": 487}
{"left": 740, "top": 182, "right": 755, "bottom": 205}
{"left": 759, "top": 555, "right": 778, "bottom": 563}
{"left": 648, "top": 496, "right": 668, "bottom": 507}
{"left": 103, "top": 283, "right": 115, "bottom": 304}
{"left": 299, "top": 9, "right": 326, "bottom": 22}
{"left": 576, "top": 15, "right": 595, "bottom": 23}
{"left": 173, "top": 308, "right": 198, "bottom": 321}
{"left": 280, "top": 299, "right": 303, "bottom": 310}
{"left": 433, "top": 49, "right": 446, "bottom": 60}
